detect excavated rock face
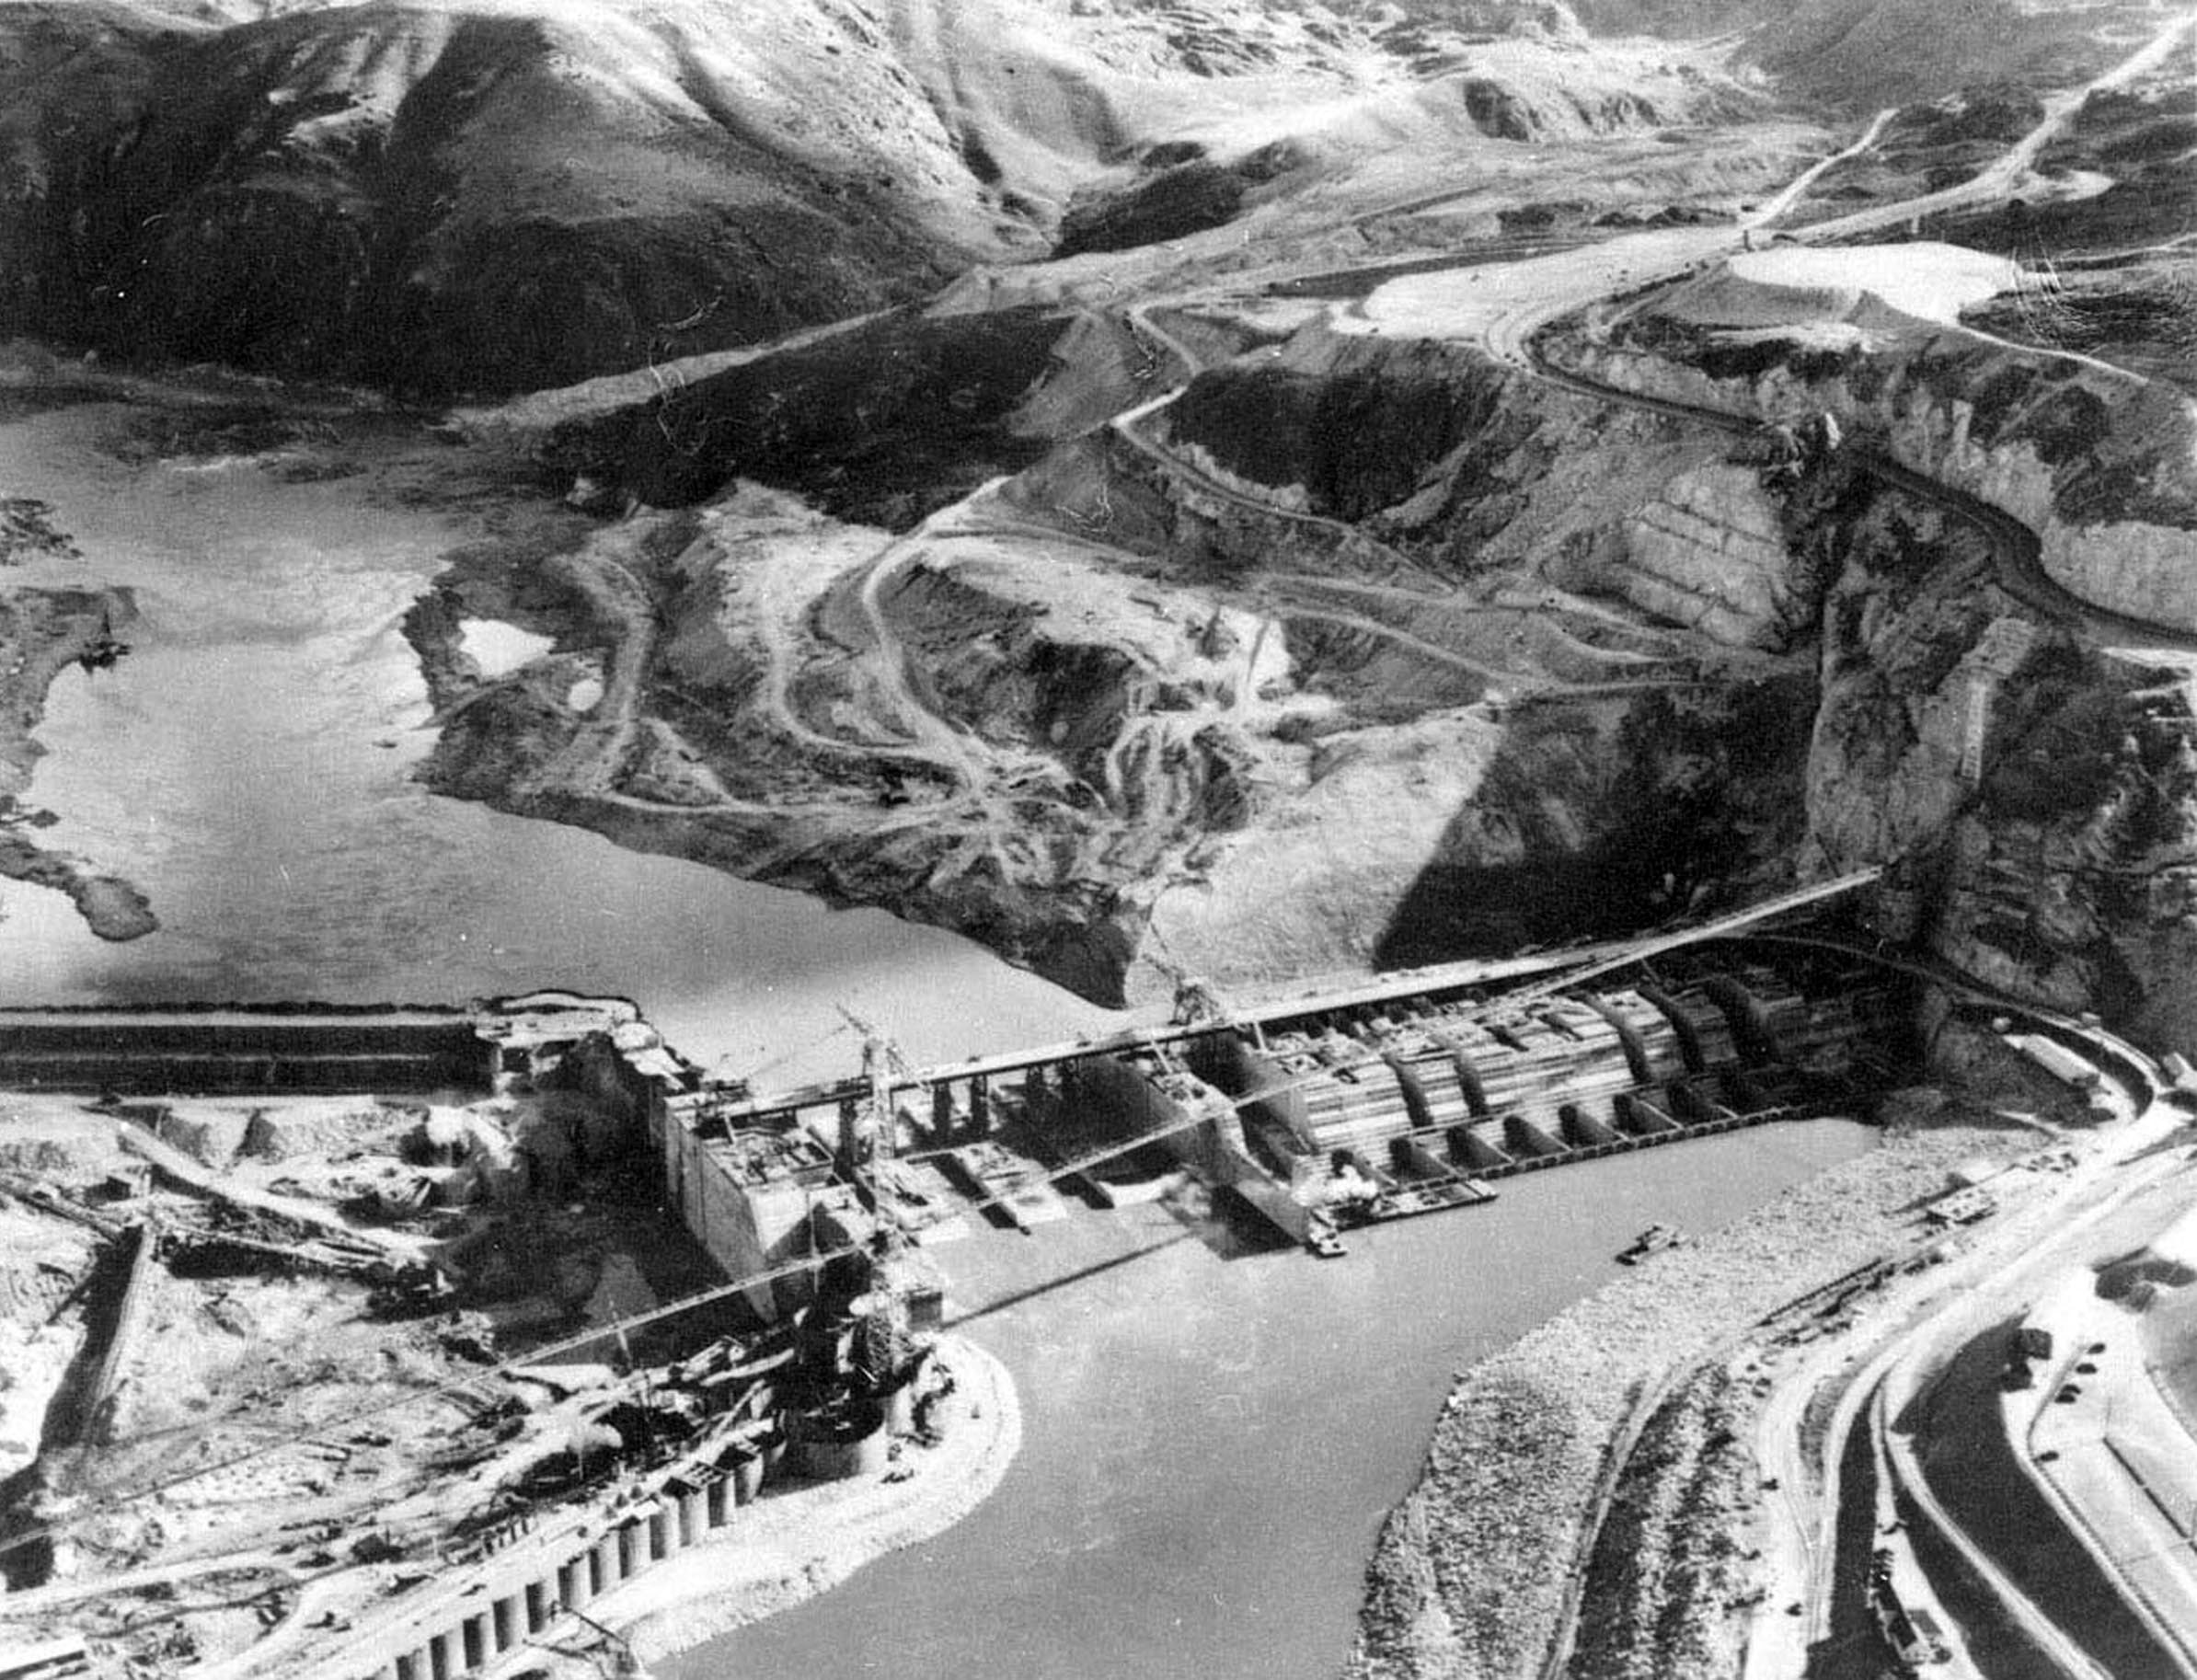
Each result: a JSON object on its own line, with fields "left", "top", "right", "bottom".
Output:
{"left": 1613, "top": 465, "right": 1807, "bottom": 650}
{"left": 1516, "top": 292, "right": 2197, "bottom": 1052}
{"left": 1149, "top": 318, "right": 2197, "bottom": 1049}
{"left": 1567, "top": 310, "right": 2197, "bottom": 631}
{"left": 1800, "top": 458, "right": 2197, "bottom": 1052}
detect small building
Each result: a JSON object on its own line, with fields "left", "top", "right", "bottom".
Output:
{"left": 2004, "top": 1032, "right": 2103, "bottom": 1094}
{"left": 1926, "top": 1185, "right": 1996, "bottom": 1226}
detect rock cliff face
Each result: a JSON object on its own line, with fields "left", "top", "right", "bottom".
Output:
{"left": 1523, "top": 287, "right": 2197, "bottom": 1051}
{"left": 1799, "top": 458, "right": 2197, "bottom": 1050}
{"left": 1607, "top": 465, "right": 1805, "bottom": 650}
{"left": 1140, "top": 316, "right": 2197, "bottom": 1049}
{"left": 1558, "top": 311, "right": 2197, "bottom": 630}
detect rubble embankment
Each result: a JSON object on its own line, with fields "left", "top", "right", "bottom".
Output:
{"left": 606, "top": 1334, "right": 1021, "bottom": 1667}
{"left": 1349, "top": 1108, "right": 2033, "bottom": 1680}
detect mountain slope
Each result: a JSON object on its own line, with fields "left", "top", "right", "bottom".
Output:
{"left": 0, "top": 0, "right": 1780, "bottom": 394}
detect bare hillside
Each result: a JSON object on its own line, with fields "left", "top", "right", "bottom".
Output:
{"left": 0, "top": 0, "right": 1777, "bottom": 393}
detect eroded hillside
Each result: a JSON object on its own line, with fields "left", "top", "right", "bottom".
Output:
{"left": 3, "top": 0, "right": 2189, "bottom": 1043}
{"left": 0, "top": 0, "right": 1782, "bottom": 395}
{"left": 390, "top": 6, "right": 2197, "bottom": 1066}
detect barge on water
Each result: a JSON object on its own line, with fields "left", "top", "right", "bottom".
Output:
{"left": 1618, "top": 1224, "right": 1687, "bottom": 1264}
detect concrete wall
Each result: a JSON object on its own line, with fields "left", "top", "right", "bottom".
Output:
{"left": 0, "top": 1009, "right": 489, "bottom": 1096}
{"left": 348, "top": 1433, "right": 775, "bottom": 1680}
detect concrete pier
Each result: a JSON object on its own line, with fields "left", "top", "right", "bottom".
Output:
{"left": 1505, "top": 1114, "right": 1568, "bottom": 1159}
{"left": 1560, "top": 1105, "right": 1620, "bottom": 1148}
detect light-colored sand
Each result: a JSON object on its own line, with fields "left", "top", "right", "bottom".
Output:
{"left": 1724, "top": 243, "right": 2019, "bottom": 327}
{"left": 584, "top": 1334, "right": 1021, "bottom": 1667}
{"left": 1341, "top": 225, "right": 1730, "bottom": 346}
{"left": 458, "top": 619, "right": 554, "bottom": 679}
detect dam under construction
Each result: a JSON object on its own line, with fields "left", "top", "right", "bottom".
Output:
{"left": 0, "top": 864, "right": 2149, "bottom": 1680}
{"left": 0, "top": 871, "right": 1918, "bottom": 1287}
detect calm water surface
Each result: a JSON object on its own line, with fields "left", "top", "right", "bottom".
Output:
{"left": 0, "top": 403, "right": 1114, "bottom": 1076}
{"left": 680, "top": 1120, "right": 1872, "bottom": 1680}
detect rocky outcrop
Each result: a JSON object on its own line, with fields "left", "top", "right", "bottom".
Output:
{"left": 1797, "top": 456, "right": 2197, "bottom": 1053}
{"left": 1524, "top": 283, "right": 2197, "bottom": 1053}
{"left": 1609, "top": 465, "right": 1805, "bottom": 650}
{"left": 1555, "top": 309, "right": 2197, "bottom": 632}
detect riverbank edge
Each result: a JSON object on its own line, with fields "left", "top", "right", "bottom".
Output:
{"left": 583, "top": 1332, "right": 1021, "bottom": 1668}
{"left": 0, "top": 581, "right": 159, "bottom": 942}
{"left": 1345, "top": 1114, "right": 2036, "bottom": 1679}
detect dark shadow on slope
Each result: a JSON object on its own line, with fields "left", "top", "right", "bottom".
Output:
{"left": 1899, "top": 1314, "right": 2178, "bottom": 1679}
{"left": 1374, "top": 678, "right": 1817, "bottom": 971}
{"left": 539, "top": 306, "right": 1079, "bottom": 529}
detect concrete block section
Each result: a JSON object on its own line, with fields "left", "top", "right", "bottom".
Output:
{"left": 1447, "top": 1124, "right": 1511, "bottom": 1171}
{"left": 1670, "top": 1079, "right": 1720, "bottom": 1124}
{"left": 1560, "top": 1104, "right": 1619, "bottom": 1147}
{"left": 1616, "top": 1093, "right": 1681, "bottom": 1135}
{"left": 1395, "top": 1135, "right": 1450, "bottom": 1179}
{"left": 1503, "top": 1113, "right": 1568, "bottom": 1159}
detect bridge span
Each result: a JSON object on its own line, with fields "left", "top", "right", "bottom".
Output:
{"left": 707, "top": 867, "right": 1885, "bottom": 1123}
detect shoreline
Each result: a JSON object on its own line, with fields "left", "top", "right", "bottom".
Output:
{"left": 0, "top": 580, "right": 159, "bottom": 943}
{"left": 1347, "top": 1110, "right": 2039, "bottom": 1679}
{"left": 574, "top": 1333, "right": 1022, "bottom": 1670}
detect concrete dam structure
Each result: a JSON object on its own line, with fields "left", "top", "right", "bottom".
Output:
{"left": 693, "top": 956, "right": 1903, "bottom": 1260}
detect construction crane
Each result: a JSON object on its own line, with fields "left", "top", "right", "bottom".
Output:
{"left": 834, "top": 1003, "right": 923, "bottom": 1193}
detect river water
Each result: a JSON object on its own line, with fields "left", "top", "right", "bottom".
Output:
{"left": 0, "top": 401, "right": 1114, "bottom": 1078}
{"left": 2, "top": 393, "right": 1879, "bottom": 1680}
{"left": 680, "top": 1119, "right": 1870, "bottom": 1680}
